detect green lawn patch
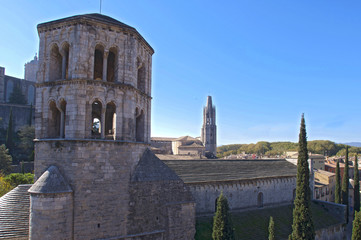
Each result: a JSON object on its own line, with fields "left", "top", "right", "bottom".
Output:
{"left": 195, "top": 203, "right": 343, "bottom": 240}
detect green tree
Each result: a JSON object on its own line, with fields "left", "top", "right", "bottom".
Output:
{"left": 352, "top": 211, "right": 361, "bottom": 240}
{"left": 289, "top": 114, "right": 315, "bottom": 240}
{"left": 342, "top": 146, "right": 349, "bottom": 222}
{"left": 268, "top": 216, "right": 275, "bottom": 240}
{"left": 18, "top": 125, "right": 35, "bottom": 161}
{"left": 354, "top": 156, "right": 360, "bottom": 213}
{"left": 4, "top": 173, "right": 34, "bottom": 188}
{"left": 8, "top": 84, "right": 27, "bottom": 104}
{"left": 335, "top": 160, "right": 341, "bottom": 204}
{"left": 0, "top": 145, "right": 12, "bottom": 174}
{"left": 212, "top": 192, "right": 235, "bottom": 240}
{"left": 28, "top": 103, "right": 33, "bottom": 126}
{"left": 5, "top": 108, "right": 14, "bottom": 154}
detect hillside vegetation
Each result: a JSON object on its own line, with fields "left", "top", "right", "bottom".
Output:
{"left": 217, "top": 140, "right": 361, "bottom": 158}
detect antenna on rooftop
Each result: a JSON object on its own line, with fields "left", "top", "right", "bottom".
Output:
{"left": 99, "top": 0, "right": 102, "bottom": 14}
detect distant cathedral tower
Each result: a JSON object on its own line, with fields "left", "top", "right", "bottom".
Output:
{"left": 201, "top": 96, "right": 217, "bottom": 155}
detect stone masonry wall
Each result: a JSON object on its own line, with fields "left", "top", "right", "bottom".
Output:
{"left": 34, "top": 140, "right": 147, "bottom": 239}
{"left": 29, "top": 193, "right": 73, "bottom": 240}
{"left": 189, "top": 176, "right": 296, "bottom": 214}
{"left": 0, "top": 103, "right": 34, "bottom": 131}
{"left": 128, "top": 181, "right": 195, "bottom": 239}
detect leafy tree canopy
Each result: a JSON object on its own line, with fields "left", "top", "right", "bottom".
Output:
{"left": 0, "top": 145, "right": 12, "bottom": 174}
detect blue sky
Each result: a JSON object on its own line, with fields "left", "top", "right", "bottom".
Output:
{"left": 1, "top": 1, "right": 361, "bottom": 145}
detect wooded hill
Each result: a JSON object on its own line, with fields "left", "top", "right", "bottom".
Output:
{"left": 217, "top": 140, "right": 361, "bottom": 158}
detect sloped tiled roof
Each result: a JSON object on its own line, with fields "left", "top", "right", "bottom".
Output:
{"left": 178, "top": 142, "right": 204, "bottom": 148}
{"left": 0, "top": 185, "right": 31, "bottom": 240}
{"left": 175, "top": 136, "right": 199, "bottom": 141}
{"left": 163, "top": 159, "right": 297, "bottom": 183}
{"left": 131, "top": 148, "right": 181, "bottom": 182}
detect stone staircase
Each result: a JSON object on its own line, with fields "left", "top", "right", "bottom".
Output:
{"left": 0, "top": 184, "right": 31, "bottom": 240}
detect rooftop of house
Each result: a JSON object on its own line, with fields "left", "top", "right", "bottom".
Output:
{"left": 162, "top": 159, "right": 297, "bottom": 183}
{"left": 151, "top": 137, "right": 177, "bottom": 142}
{"left": 315, "top": 169, "right": 335, "bottom": 177}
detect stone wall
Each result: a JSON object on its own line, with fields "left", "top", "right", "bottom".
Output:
{"left": 29, "top": 193, "right": 73, "bottom": 240}
{"left": 0, "top": 103, "right": 34, "bottom": 131}
{"left": 34, "top": 140, "right": 147, "bottom": 239}
{"left": 150, "top": 140, "right": 173, "bottom": 154}
{"left": 128, "top": 181, "right": 195, "bottom": 239}
{"left": 188, "top": 176, "right": 296, "bottom": 214}
{"left": 315, "top": 223, "right": 346, "bottom": 240}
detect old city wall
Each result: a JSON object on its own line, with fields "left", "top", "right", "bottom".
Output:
{"left": 34, "top": 140, "right": 147, "bottom": 239}
{"left": 188, "top": 176, "right": 296, "bottom": 214}
{"left": 0, "top": 103, "right": 34, "bottom": 131}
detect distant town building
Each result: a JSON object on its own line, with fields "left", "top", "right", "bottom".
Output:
{"left": 314, "top": 169, "right": 335, "bottom": 202}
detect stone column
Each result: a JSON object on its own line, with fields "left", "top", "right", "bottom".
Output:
{"left": 102, "top": 51, "right": 109, "bottom": 82}
{"left": 61, "top": 54, "right": 67, "bottom": 79}
{"left": 101, "top": 108, "right": 105, "bottom": 139}
{"left": 60, "top": 110, "right": 65, "bottom": 138}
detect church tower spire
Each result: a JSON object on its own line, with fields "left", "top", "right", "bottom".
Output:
{"left": 201, "top": 96, "right": 217, "bottom": 156}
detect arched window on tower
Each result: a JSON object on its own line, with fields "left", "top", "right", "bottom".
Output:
{"left": 105, "top": 102, "right": 116, "bottom": 139}
{"left": 107, "top": 48, "right": 117, "bottom": 82}
{"left": 91, "top": 100, "right": 102, "bottom": 138}
{"left": 94, "top": 45, "right": 104, "bottom": 80}
{"left": 137, "top": 59, "right": 146, "bottom": 93}
{"left": 257, "top": 192, "right": 264, "bottom": 208}
{"left": 135, "top": 108, "right": 144, "bottom": 142}
{"left": 61, "top": 43, "right": 70, "bottom": 79}
{"left": 48, "top": 100, "right": 60, "bottom": 138}
{"left": 49, "top": 44, "right": 62, "bottom": 81}
{"left": 59, "top": 100, "right": 66, "bottom": 138}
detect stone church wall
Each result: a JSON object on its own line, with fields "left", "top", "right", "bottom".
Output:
{"left": 188, "top": 176, "right": 296, "bottom": 214}
{"left": 128, "top": 181, "right": 195, "bottom": 239}
{"left": 34, "top": 140, "right": 147, "bottom": 239}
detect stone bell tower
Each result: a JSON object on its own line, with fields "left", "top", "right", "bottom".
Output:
{"left": 201, "top": 96, "right": 217, "bottom": 156}
{"left": 29, "top": 13, "right": 195, "bottom": 240}
{"left": 29, "top": 14, "right": 154, "bottom": 239}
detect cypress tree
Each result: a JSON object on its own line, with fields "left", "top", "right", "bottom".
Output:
{"left": 5, "top": 108, "right": 14, "bottom": 154}
{"left": 335, "top": 160, "right": 341, "bottom": 204}
{"left": 212, "top": 192, "right": 234, "bottom": 240}
{"left": 352, "top": 211, "right": 361, "bottom": 240}
{"left": 289, "top": 114, "right": 315, "bottom": 240}
{"left": 28, "top": 103, "right": 33, "bottom": 126}
{"left": 354, "top": 155, "right": 360, "bottom": 213}
{"left": 268, "top": 216, "right": 275, "bottom": 240}
{"left": 342, "top": 146, "right": 349, "bottom": 222}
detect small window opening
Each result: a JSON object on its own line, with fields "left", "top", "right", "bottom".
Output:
{"left": 49, "top": 44, "right": 62, "bottom": 81}
{"left": 105, "top": 102, "right": 116, "bottom": 139}
{"left": 107, "top": 48, "right": 116, "bottom": 82}
{"left": 94, "top": 45, "right": 104, "bottom": 80}
{"left": 137, "top": 59, "right": 146, "bottom": 92}
{"left": 48, "top": 101, "right": 60, "bottom": 138}
{"left": 92, "top": 101, "right": 102, "bottom": 138}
